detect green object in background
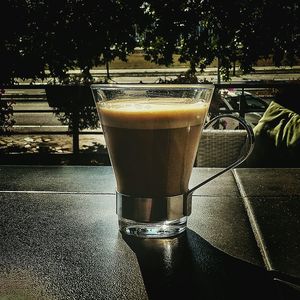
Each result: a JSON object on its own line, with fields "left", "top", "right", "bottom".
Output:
{"left": 245, "top": 101, "right": 300, "bottom": 167}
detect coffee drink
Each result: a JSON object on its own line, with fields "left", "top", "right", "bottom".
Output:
{"left": 98, "top": 98, "right": 209, "bottom": 197}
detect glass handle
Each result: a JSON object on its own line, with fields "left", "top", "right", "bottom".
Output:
{"left": 187, "top": 114, "right": 255, "bottom": 196}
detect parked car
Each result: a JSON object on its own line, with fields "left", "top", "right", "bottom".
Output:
{"left": 208, "top": 89, "right": 269, "bottom": 129}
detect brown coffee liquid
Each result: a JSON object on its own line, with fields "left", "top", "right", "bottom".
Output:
{"left": 98, "top": 99, "right": 208, "bottom": 197}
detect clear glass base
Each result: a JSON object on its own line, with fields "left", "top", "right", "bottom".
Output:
{"left": 118, "top": 216, "right": 187, "bottom": 238}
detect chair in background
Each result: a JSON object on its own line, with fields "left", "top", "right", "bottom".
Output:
{"left": 195, "top": 130, "right": 247, "bottom": 167}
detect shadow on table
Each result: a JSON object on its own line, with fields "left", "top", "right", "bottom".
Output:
{"left": 123, "top": 229, "right": 298, "bottom": 300}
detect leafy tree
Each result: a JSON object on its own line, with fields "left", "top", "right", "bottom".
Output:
{"left": 140, "top": 0, "right": 300, "bottom": 81}
{"left": 0, "top": 0, "right": 143, "bottom": 83}
{"left": 140, "top": 0, "right": 241, "bottom": 81}
{"left": 236, "top": 0, "right": 300, "bottom": 71}
{"left": 0, "top": 0, "right": 45, "bottom": 83}
{"left": 34, "top": 0, "right": 145, "bottom": 82}
{"left": 1, "top": 0, "right": 299, "bottom": 84}
{"left": 141, "top": 1, "right": 183, "bottom": 67}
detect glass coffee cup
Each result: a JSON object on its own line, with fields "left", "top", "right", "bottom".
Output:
{"left": 91, "top": 84, "right": 254, "bottom": 238}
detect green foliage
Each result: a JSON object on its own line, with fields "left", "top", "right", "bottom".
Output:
{"left": 34, "top": 0, "right": 140, "bottom": 80}
{"left": 141, "top": 0, "right": 300, "bottom": 80}
{"left": 0, "top": 0, "right": 299, "bottom": 83}
{"left": 0, "top": 0, "right": 143, "bottom": 83}
{"left": 236, "top": 0, "right": 300, "bottom": 70}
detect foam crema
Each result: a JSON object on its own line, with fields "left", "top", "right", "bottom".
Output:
{"left": 98, "top": 99, "right": 209, "bottom": 129}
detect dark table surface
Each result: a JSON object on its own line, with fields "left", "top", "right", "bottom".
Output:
{"left": 0, "top": 166, "right": 299, "bottom": 300}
